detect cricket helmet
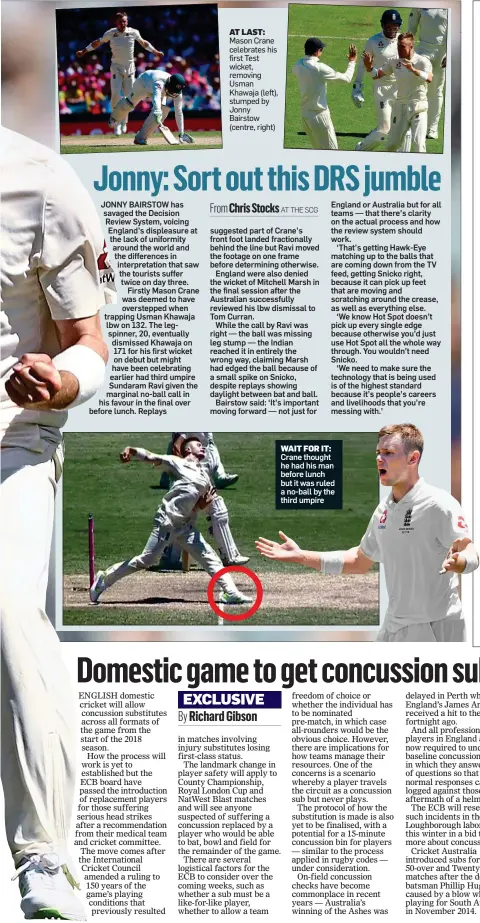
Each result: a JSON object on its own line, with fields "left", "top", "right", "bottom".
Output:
{"left": 166, "top": 73, "right": 186, "bottom": 97}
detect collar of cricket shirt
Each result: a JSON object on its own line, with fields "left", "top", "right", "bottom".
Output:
{"left": 388, "top": 477, "right": 425, "bottom": 508}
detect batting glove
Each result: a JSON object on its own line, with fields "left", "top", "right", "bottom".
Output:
{"left": 352, "top": 84, "right": 364, "bottom": 108}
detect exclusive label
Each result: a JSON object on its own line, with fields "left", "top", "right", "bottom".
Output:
{"left": 178, "top": 691, "right": 282, "bottom": 708}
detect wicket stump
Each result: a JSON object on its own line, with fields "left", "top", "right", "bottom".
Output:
{"left": 88, "top": 514, "right": 95, "bottom": 587}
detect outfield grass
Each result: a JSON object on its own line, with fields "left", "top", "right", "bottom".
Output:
{"left": 63, "top": 431, "right": 378, "bottom": 575}
{"left": 284, "top": 4, "right": 445, "bottom": 153}
{"left": 63, "top": 606, "right": 378, "bottom": 627}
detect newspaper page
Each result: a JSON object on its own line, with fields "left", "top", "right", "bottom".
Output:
{"left": 1, "top": 0, "right": 478, "bottom": 921}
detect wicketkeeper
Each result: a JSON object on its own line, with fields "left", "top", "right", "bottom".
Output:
{"left": 109, "top": 69, "right": 193, "bottom": 145}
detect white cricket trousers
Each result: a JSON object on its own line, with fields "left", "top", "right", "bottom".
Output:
{"left": 112, "top": 72, "right": 153, "bottom": 124}
{"left": 356, "top": 83, "right": 411, "bottom": 153}
{"left": 135, "top": 108, "right": 164, "bottom": 142}
{"left": 1, "top": 445, "right": 76, "bottom": 865}
{"left": 385, "top": 100, "right": 428, "bottom": 152}
{"left": 110, "top": 63, "right": 135, "bottom": 110}
{"left": 417, "top": 43, "right": 446, "bottom": 134}
{"left": 302, "top": 108, "right": 338, "bottom": 150}
{"left": 376, "top": 614, "right": 464, "bottom": 642}
{"left": 100, "top": 514, "right": 239, "bottom": 596}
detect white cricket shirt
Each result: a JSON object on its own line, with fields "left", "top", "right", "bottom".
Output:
{"left": 355, "top": 32, "right": 399, "bottom": 86}
{"left": 408, "top": 9, "right": 448, "bottom": 49}
{"left": 137, "top": 69, "right": 184, "bottom": 129}
{"left": 292, "top": 56, "right": 355, "bottom": 114}
{"left": 101, "top": 27, "right": 141, "bottom": 68}
{"left": 381, "top": 54, "right": 432, "bottom": 104}
{"left": 360, "top": 478, "right": 471, "bottom": 630}
{"left": 0, "top": 129, "right": 107, "bottom": 447}
{"left": 153, "top": 455, "right": 212, "bottom": 529}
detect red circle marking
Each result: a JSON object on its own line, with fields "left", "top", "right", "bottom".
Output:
{"left": 207, "top": 566, "right": 263, "bottom": 621}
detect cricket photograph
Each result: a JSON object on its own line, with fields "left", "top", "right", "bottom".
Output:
{"left": 56, "top": 4, "right": 222, "bottom": 153}
{"left": 284, "top": 5, "right": 447, "bottom": 153}
{"left": 62, "top": 431, "right": 380, "bottom": 629}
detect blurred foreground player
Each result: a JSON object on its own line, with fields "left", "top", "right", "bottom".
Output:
{"left": 1, "top": 127, "right": 111, "bottom": 919}
{"left": 76, "top": 10, "right": 163, "bottom": 135}
{"left": 408, "top": 7, "right": 447, "bottom": 140}
{"left": 256, "top": 424, "right": 478, "bottom": 642}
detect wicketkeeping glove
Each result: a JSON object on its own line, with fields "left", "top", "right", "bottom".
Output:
{"left": 352, "top": 83, "right": 364, "bottom": 108}
{"left": 178, "top": 132, "right": 194, "bottom": 143}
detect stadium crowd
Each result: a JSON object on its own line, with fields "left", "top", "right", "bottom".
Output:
{"left": 57, "top": 6, "right": 221, "bottom": 116}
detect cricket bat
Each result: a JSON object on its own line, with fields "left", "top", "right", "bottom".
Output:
{"left": 158, "top": 123, "right": 179, "bottom": 145}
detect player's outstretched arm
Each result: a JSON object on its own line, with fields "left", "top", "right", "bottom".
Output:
{"left": 137, "top": 36, "right": 164, "bottom": 57}
{"left": 440, "top": 538, "right": 480, "bottom": 575}
{"left": 255, "top": 534, "right": 373, "bottom": 574}
{"left": 120, "top": 447, "right": 165, "bottom": 465}
{"left": 77, "top": 38, "right": 104, "bottom": 57}
{"left": 256, "top": 532, "right": 305, "bottom": 563}
{"left": 324, "top": 45, "right": 357, "bottom": 84}
{"left": 173, "top": 94, "right": 185, "bottom": 134}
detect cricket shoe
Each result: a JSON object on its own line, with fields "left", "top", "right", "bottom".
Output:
{"left": 13, "top": 852, "right": 86, "bottom": 920}
{"left": 215, "top": 473, "right": 239, "bottom": 489}
{"left": 427, "top": 129, "right": 439, "bottom": 140}
{"left": 122, "top": 121, "right": 128, "bottom": 133}
{"left": 134, "top": 137, "right": 148, "bottom": 145}
{"left": 114, "top": 124, "right": 123, "bottom": 137}
{"left": 221, "top": 555, "right": 250, "bottom": 566}
{"left": 219, "top": 591, "right": 252, "bottom": 606}
{"left": 90, "top": 570, "right": 106, "bottom": 604}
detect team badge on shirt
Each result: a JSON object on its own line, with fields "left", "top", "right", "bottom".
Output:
{"left": 457, "top": 516, "right": 468, "bottom": 530}
{"left": 378, "top": 509, "right": 388, "bottom": 529}
{"left": 399, "top": 509, "right": 414, "bottom": 533}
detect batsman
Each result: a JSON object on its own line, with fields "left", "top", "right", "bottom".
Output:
{"left": 109, "top": 68, "right": 193, "bottom": 145}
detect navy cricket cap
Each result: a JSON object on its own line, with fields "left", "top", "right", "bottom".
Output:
{"left": 380, "top": 9, "right": 402, "bottom": 26}
{"left": 305, "top": 37, "right": 326, "bottom": 55}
